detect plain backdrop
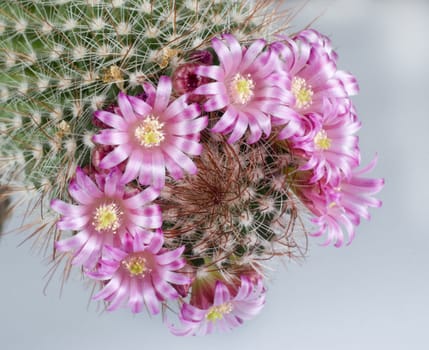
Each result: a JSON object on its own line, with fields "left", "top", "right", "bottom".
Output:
{"left": 1, "top": 0, "right": 428, "bottom": 349}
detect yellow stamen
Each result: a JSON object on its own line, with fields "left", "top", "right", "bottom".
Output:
{"left": 134, "top": 116, "right": 165, "bottom": 148}
{"left": 122, "top": 256, "right": 148, "bottom": 277}
{"left": 205, "top": 302, "right": 233, "bottom": 322}
{"left": 230, "top": 73, "right": 255, "bottom": 105}
{"left": 93, "top": 203, "right": 122, "bottom": 233}
{"left": 291, "top": 77, "right": 313, "bottom": 109}
{"left": 314, "top": 129, "right": 332, "bottom": 150}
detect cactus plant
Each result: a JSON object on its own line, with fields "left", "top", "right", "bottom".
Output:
{"left": 0, "top": 0, "right": 282, "bottom": 198}
{"left": 0, "top": 0, "right": 383, "bottom": 336}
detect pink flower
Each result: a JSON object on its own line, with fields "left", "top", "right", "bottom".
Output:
{"left": 271, "top": 29, "right": 359, "bottom": 116}
{"left": 194, "top": 34, "right": 301, "bottom": 144}
{"left": 51, "top": 168, "right": 162, "bottom": 268}
{"left": 297, "top": 157, "right": 384, "bottom": 247}
{"left": 92, "top": 76, "right": 208, "bottom": 188}
{"left": 292, "top": 100, "right": 361, "bottom": 185}
{"left": 87, "top": 230, "right": 190, "bottom": 314}
{"left": 168, "top": 276, "right": 266, "bottom": 336}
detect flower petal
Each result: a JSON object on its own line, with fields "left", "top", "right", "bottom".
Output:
{"left": 118, "top": 92, "right": 137, "bottom": 123}
{"left": 128, "top": 95, "right": 152, "bottom": 116}
{"left": 93, "top": 110, "right": 127, "bottom": 130}
{"left": 154, "top": 76, "right": 172, "bottom": 112}
{"left": 121, "top": 151, "right": 142, "bottom": 184}
{"left": 123, "top": 186, "right": 160, "bottom": 209}
{"left": 142, "top": 280, "right": 160, "bottom": 315}
{"left": 93, "top": 130, "right": 129, "bottom": 145}
{"left": 99, "top": 144, "right": 131, "bottom": 169}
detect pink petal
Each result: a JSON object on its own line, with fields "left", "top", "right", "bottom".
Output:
{"left": 203, "top": 94, "right": 228, "bottom": 112}
{"left": 163, "top": 145, "right": 197, "bottom": 175}
{"left": 57, "top": 216, "right": 89, "bottom": 230}
{"left": 138, "top": 151, "right": 152, "bottom": 185}
{"left": 171, "top": 117, "right": 208, "bottom": 136}
{"left": 99, "top": 144, "right": 131, "bottom": 169}
{"left": 146, "top": 229, "right": 164, "bottom": 253}
{"left": 51, "top": 199, "right": 85, "bottom": 216}
{"left": 55, "top": 230, "right": 89, "bottom": 252}
{"left": 128, "top": 278, "right": 144, "bottom": 313}
{"left": 181, "top": 303, "right": 205, "bottom": 322}
{"left": 214, "top": 281, "right": 230, "bottom": 305}
{"left": 163, "top": 94, "right": 188, "bottom": 120}
{"left": 211, "top": 107, "right": 237, "bottom": 133}
{"left": 169, "top": 136, "right": 202, "bottom": 156}
{"left": 107, "top": 278, "right": 129, "bottom": 311}
{"left": 93, "top": 276, "right": 122, "bottom": 301}
{"left": 156, "top": 246, "right": 185, "bottom": 265}
{"left": 121, "top": 151, "right": 142, "bottom": 184}
{"left": 118, "top": 92, "right": 137, "bottom": 123}
{"left": 93, "top": 130, "right": 129, "bottom": 145}
{"left": 124, "top": 186, "right": 160, "bottom": 209}
{"left": 75, "top": 168, "right": 103, "bottom": 198}
{"left": 103, "top": 169, "right": 120, "bottom": 198}
{"left": 152, "top": 273, "right": 179, "bottom": 300}
{"left": 142, "top": 280, "right": 160, "bottom": 315}
{"left": 128, "top": 95, "right": 152, "bottom": 116}
{"left": 212, "top": 37, "right": 232, "bottom": 73}
{"left": 195, "top": 65, "right": 224, "bottom": 81}
{"left": 227, "top": 113, "right": 248, "bottom": 144}
{"left": 223, "top": 34, "right": 243, "bottom": 72}
{"left": 154, "top": 76, "right": 172, "bottom": 112}
{"left": 164, "top": 271, "right": 191, "bottom": 285}
{"left": 143, "top": 82, "right": 157, "bottom": 105}
{"left": 234, "top": 277, "right": 252, "bottom": 300}
{"left": 104, "top": 245, "right": 128, "bottom": 261}
{"left": 194, "top": 82, "right": 225, "bottom": 96}
{"left": 68, "top": 181, "right": 93, "bottom": 205}
{"left": 128, "top": 205, "right": 162, "bottom": 228}
{"left": 72, "top": 233, "right": 102, "bottom": 266}
{"left": 151, "top": 151, "right": 165, "bottom": 189}
{"left": 164, "top": 154, "right": 184, "bottom": 180}
{"left": 93, "top": 111, "right": 127, "bottom": 131}
{"left": 240, "top": 39, "right": 265, "bottom": 72}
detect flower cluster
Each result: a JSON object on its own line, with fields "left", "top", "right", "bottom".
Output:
{"left": 51, "top": 30, "right": 383, "bottom": 335}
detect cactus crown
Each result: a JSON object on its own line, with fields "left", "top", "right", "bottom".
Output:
{"left": 0, "top": 0, "right": 284, "bottom": 198}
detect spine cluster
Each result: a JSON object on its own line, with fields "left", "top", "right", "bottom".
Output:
{"left": 0, "top": 0, "right": 272, "bottom": 198}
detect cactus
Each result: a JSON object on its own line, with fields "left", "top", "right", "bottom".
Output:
{"left": 160, "top": 132, "right": 306, "bottom": 277}
{"left": 0, "top": 0, "right": 384, "bottom": 335}
{"left": 0, "top": 0, "right": 282, "bottom": 200}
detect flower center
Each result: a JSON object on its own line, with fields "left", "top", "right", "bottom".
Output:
{"left": 122, "top": 255, "right": 148, "bottom": 277}
{"left": 291, "top": 77, "right": 313, "bottom": 109}
{"left": 93, "top": 203, "right": 122, "bottom": 233}
{"left": 134, "top": 116, "right": 165, "bottom": 148}
{"left": 230, "top": 73, "right": 255, "bottom": 105}
{"left": 314, "top": 129, "right": 332, "bottom": 150}
{"left": 205, "top": 302, "right": 233, "bottom": 322}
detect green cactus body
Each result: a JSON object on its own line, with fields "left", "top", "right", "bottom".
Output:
{"left": 0, "top": 0, "right": 303, "bottom": 286}
{"left": 0, "top": 0, "right": 275, "bottom": 199}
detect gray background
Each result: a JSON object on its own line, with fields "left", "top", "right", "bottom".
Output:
{"left": 1, "top": 0, "right": 428, "bottom": 349}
